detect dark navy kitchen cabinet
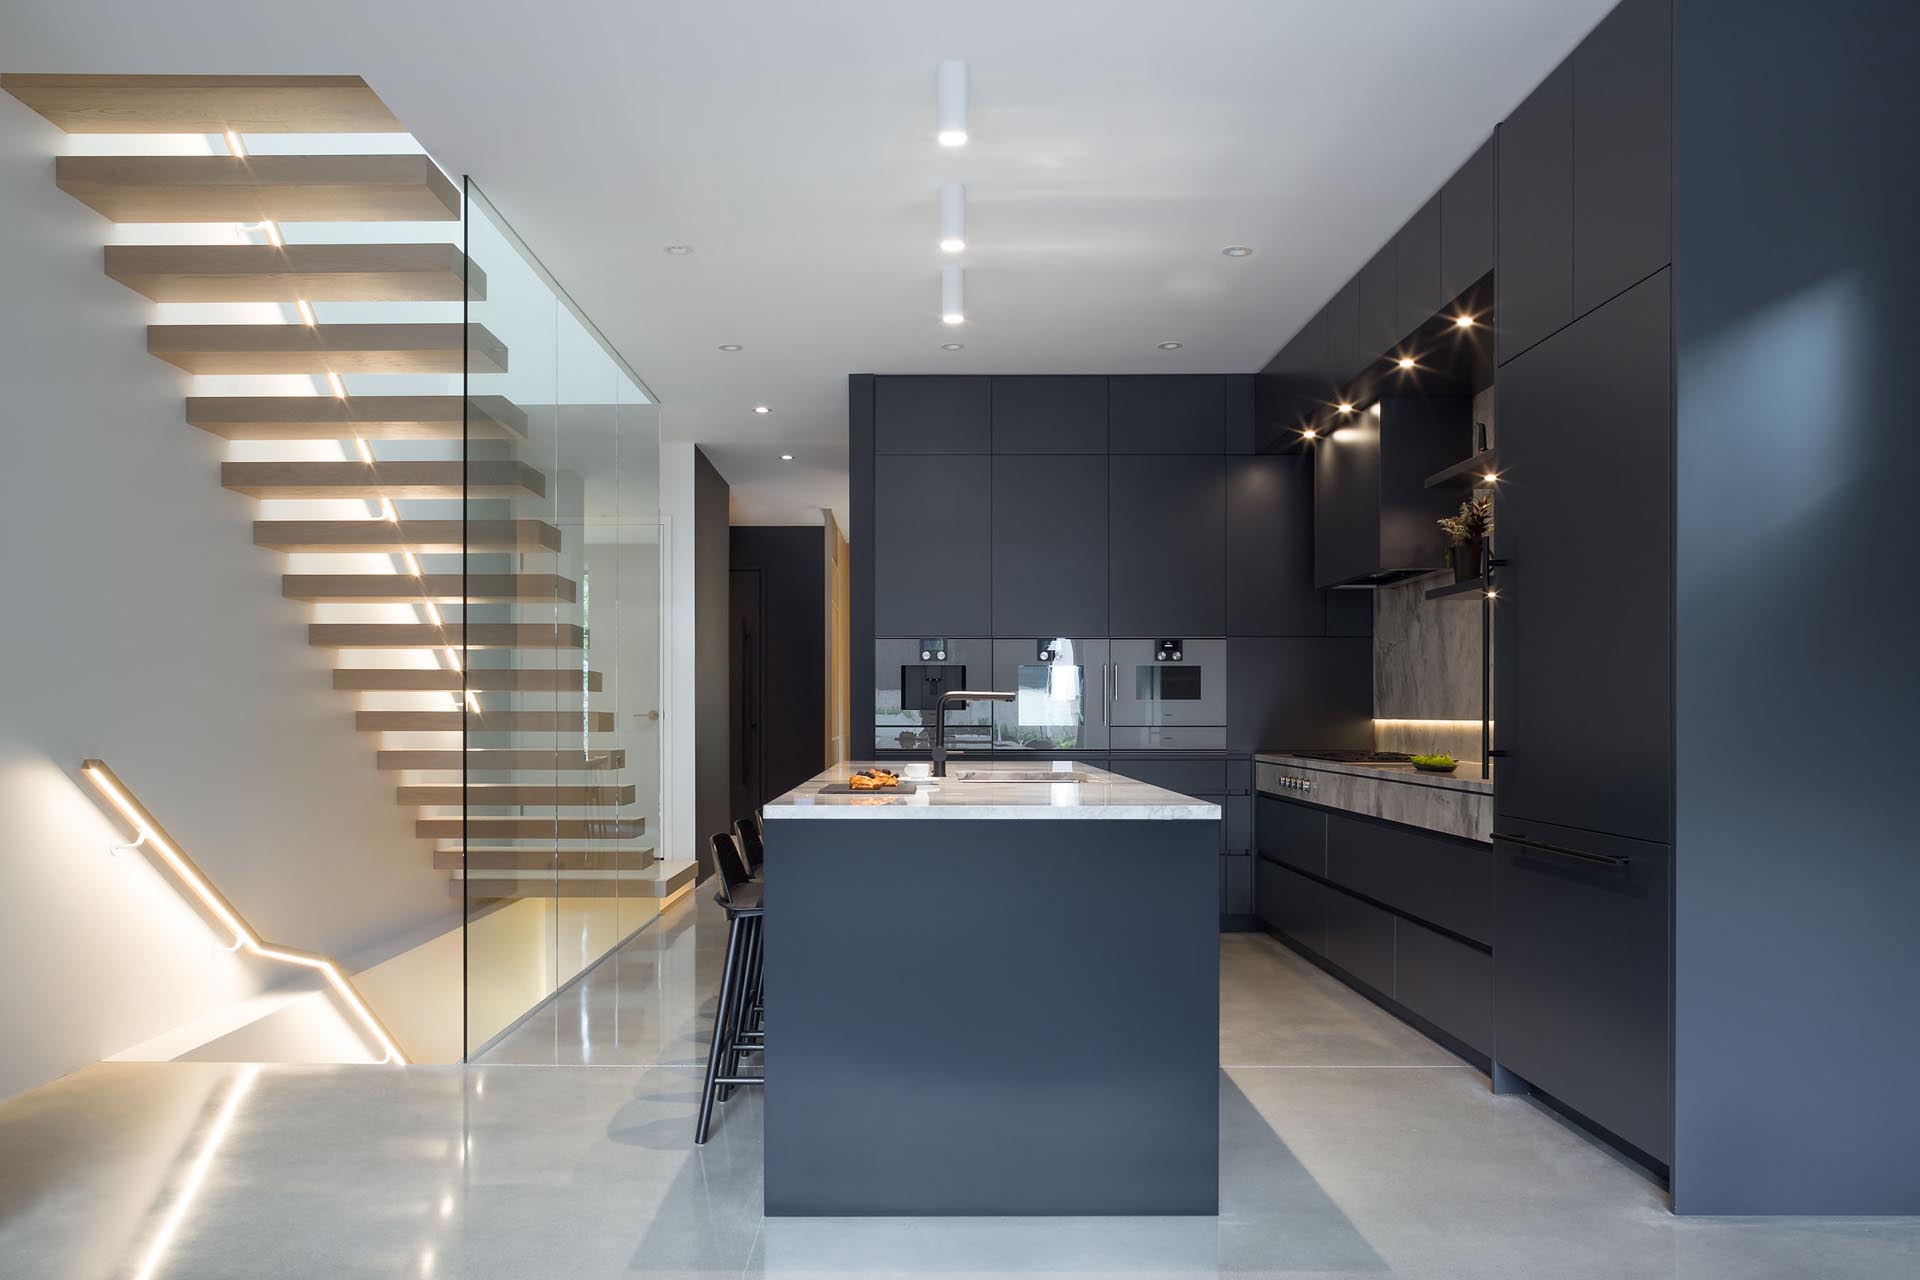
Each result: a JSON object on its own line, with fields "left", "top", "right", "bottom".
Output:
{"left": 991, "top": 376, "right": 1107, "bottom": 454}
{"left": 1573, "top": 0, "right": 1672, "bottom": 316}
{"left": 874, "top": 376, "right": 992, "bottom": 454}
{"left": 1255, "top": 795, "right": 1327, "bottom": 875}
{"left": 1323, "top": 890, "right": 1396, "bottom": 996}
{"left": 1222, "top": 854, "right": 1253, "bottom": 916}
{"left": 1108, "top": 454, "right": 1226, "bottom": 635}
{"left": 1326, "top": 278, "right": 1363, "bottom": 391}
{"left": 1441, "top": 134, "right": 1496, "bottom": 302}
{"left": 1325, "top": 813, "right": 1494, "bottom": 946}
{"left": 1108, "top": 375, "right": 1227, "bottom": 454}
{"left": 1227, "top": 638, "right": 1372, "bottom": 754}
{"left": 990, "top": 454, "right": 1109, "bottom": 636}
{"left": 1255, "top": 859, "right": 1328, "bottom": 954}
{"left": 1358, "top": 243, "right": 1399, "bottom": 364}
{"left": 1395, "top": 194, "right": 1445, "bottom": 342}
{"left": 1313, "top": 397, "right": 1469, "bottom": 588}
{"left": 873, "top": 453, "right": 993, "bottom": 635}
{"left": 1495, "top": 821, "right": 1671, "bottom": 1164}
{"left": 1494, "top": 271, "right": 1672, "bottom": 845}
{"left": 1496, "top": 58, "right": 1575, "bottom": 363}
{"left": 1396, "top": 920, "right": 1493, "bottom": 1055}
{"left": 1225, "top": 455, "right": 1321, "bottom": 636}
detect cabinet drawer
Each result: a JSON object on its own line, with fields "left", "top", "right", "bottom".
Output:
{"left": 1324, "top": 891, "right": 1395, "bottom": 996}
{"left": 1326, "top": 813, "right": 1493, "bottom": 944}
{"left": 1106, "top": 758, "right": 1226, "bottom": 796}
{"left": 1395, "top": 919, "right": 1492, "bottom": 1055}
{"left": 1254, "top": 795, "right": 1326, "bottom": 876}
{"left": 1221, "top": 855, "right": 1252, "bottom": 916}
{"left": 1494, "top": 823, "right": 1671, "bottom": 1163}
{"left": 1255, "top": 858, "right": 1326, "bottom": 954}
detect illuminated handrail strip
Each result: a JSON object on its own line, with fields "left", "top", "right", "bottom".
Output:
{"left": 80, "top": 759, "right": 409, "bottom": 1065}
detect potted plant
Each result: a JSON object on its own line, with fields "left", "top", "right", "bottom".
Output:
{"left": 1439, "top": 496, "right": 1492, "bottom": 583}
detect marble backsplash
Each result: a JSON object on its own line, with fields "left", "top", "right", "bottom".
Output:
{"left": 1371, "top": 384, "right": 1494, "bottom": 760}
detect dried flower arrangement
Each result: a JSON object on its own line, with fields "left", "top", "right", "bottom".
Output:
{"left": 1438, "top": 495, "right": 1492, "bottom": 545}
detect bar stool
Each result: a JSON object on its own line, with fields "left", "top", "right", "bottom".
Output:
{"left": 734, "top": 812, "right": 765, "bottom": 878}
{"left": 696, "top": 831, "right": 763, "bottom": 1144}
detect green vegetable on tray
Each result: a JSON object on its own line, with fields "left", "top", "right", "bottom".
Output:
{"left": 1409, "top": 753, "right": 1458, "bottom": 772}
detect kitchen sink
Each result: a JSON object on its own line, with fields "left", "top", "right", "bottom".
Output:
{"left": 950, "top": 769, "right": 1093, "bottom": 784}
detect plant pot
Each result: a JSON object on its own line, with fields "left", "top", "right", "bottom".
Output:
{"left": 1452, "top": 539, "right": 1484, "bottom": 583}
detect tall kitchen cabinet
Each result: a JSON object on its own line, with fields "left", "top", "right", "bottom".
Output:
{"left": 1490, "top": 0, "right": 1675, "bottom": 1171}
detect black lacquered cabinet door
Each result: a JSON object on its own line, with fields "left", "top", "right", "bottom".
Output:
{"left": 991, "top": 455, "right": 1108, "bottom": 636}
{"left": 873, "top": 376, "right": 992, "bottom": 453}
{"left": 1109, "top": 454, "right": 1226, "bottom": 635}
{"left": 1497, "top": 58, "right": 1574, "bottom": 363}
{"left": 1572, "top": 0, "right": 1672, "bottom": 316}
{"left": 1494, "top": 270, "right": 1672, "bottom": 844}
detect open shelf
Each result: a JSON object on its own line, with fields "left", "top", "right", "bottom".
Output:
{"left": 1425, "top": 448, "right": 1501, "bottom": 490}
{"left": 1425, "top": 577, "right": 1492, "bottom": 601}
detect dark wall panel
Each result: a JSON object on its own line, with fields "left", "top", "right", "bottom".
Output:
{"left": 1109, "top": 375, "right": 1226, "bottom": 454}
{"left": 1441, "top": 135, "right": 1496, "bottom": 303}
{"left": 874, "top": 376, "right": 992, "bottom": 453}
{"left": 730, "top": 527, "right": 827, "bottom": 812}
{"left": 1225, "top": 454, "right": 1323, "bottom": 636}
{"left": 992, "top": 376, "right": 1107, "bottom": 454}
{"left": 1496, "top": 58, "right": 1575, "bottom": 362}
{"left": 1572, "top": 0, "right": 1672, "bottom": 316}
{"left": 692, "top": 448, "right": 732, "bottom": 875}
{"left": 991, "top": 454, "right": 1108, "bottom": 635}
{"left": 873, "top": 454, "right": 992, "bottom": 635}
{"left": 1671, "top": 0, "right": 1920, "bottom": 1214}
{"left": 1226, "top": 637, "right": 1372, "bottom": 753}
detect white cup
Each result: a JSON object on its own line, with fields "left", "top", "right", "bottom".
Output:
{"left": 901, "top": 761, "right": 933, "bottom": 781}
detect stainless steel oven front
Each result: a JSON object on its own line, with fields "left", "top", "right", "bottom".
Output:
{"left": 1106, "top": 638, "right": 1227, "bottom": 747}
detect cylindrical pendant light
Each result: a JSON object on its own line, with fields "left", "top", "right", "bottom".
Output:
{"left": 939, "top": 183, "right": 966, "bottom": 253}
{"left": 941, "top": 266, "right": 965, "bottom": 325}
{"left": 936, "top": 60, "right": 968, "bottom": 147}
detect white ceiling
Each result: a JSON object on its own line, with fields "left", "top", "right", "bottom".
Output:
{"left": 3, "top": 0, "right": 1618, "bottom": 526}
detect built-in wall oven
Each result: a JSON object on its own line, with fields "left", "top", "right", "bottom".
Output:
{"left": 1107, "top": 638, "right": 1227, "bottom": 750}
{"left": 991, "top": 637, "right": 1109, "bottom": 752}
{"left": 873, "top": 637, "right": 993, "bottom": 755}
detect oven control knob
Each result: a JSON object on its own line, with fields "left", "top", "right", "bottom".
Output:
{"left": 1170, "top": 650, "right": 1182, "bottom": 661}
{"left": 921, "top": 650, "right": 932, "bottom": 660}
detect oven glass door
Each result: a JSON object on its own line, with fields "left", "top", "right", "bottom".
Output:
{"left": 1107, "top": 639, "right": 1227, "bottom": 726}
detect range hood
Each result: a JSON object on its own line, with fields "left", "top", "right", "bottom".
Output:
{"left": 1313, "top": 397, "right": 1472, "bottom": 589}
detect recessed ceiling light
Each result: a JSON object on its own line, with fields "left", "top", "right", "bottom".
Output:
{"left": 1221, "top": 246, "right": 1253, "bottom": 258}
{"left": 663, "top": 244, "right": 693, "bottom": 255}
{"left": 1157, "top": 341, "right": 1183, "bottom": 350}
{"left": 753, "top": 405, "right": 770, "bottom": 414}
{"left": 1397, "top": 356, "right": 1416, "bottom": 370}
{"left": 1454, "top": 313, "right": 1475, "bottom": 329}
{"left": 780, "top": 454, "right": 794, "bottom": 461}
{"left": 1337, "top": 402, "right": 1356, "bottom": 414}
{"left": 942, "top": 343, "right": 965, "bottom": 351}
{"left": 718, "top": 344, "right": 742, "bottom": 352}
{"left": 1300, "top": 427, "right": 1319, "bottom": 439}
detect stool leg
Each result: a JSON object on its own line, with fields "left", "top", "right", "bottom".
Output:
{"left": 696, "top": 915, "right": 745, "bottom": 1144}
{"left": 720, "top": 917, "right": 759, "bottom": 1099}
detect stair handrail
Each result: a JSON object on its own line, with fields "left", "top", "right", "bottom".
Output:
{"left": 80, "top": 759, "right": 409, "bottom": 1064}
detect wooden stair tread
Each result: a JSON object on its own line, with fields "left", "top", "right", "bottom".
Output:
{"left": 283, "top": 573, "right": 575, "bottom": 603}
{"left": 223, "top": 458, "right": 541, "bottom": 499}
{"left": 0, "top": 74, "right": 405, "bottom": 134}
{"left": 450, "top": 861, "right": 695, "bottom": 900}
{"left": 54, "top": 154, "right": 459, "bottom": 223}
{"left": 149, "top": 322, "right": 506, "bottom": 375}
{"left": 311, "top": 623, "right": 583, "bottom": 650}
{"left": 358, "top": 710, "right": 615, "bottom": 732}
{"left": 399, "top": 784, "right": 637, "bottom": 806}
{"left": 106, "top": 243, "right": 483, "bottom": 303}
{"left": 417, "top": 816, "right": 644, "bottom": 839}
{"left": 191, "top": 395, "right": 525, "bottom": 440}
{"left": 436, "top": 847, "right": 657, "bottom": 873}
{"left": 255, "top": 518, "right": 558, "bottom": 553}
{"left": 334, "top": 667, "right": 601, "bottom": 692}
{"left": 376, "top": 749, "right": 623, "bottom": 771}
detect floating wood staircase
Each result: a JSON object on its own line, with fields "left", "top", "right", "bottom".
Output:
{"left": 5, "top": 73, "right": 688, "bottom": 906}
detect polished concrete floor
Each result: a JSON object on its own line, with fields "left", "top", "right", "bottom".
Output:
{"left": 3, "top": 897, "right": 1916, "bottom": 1279}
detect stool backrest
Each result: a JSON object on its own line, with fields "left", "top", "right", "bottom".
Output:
{"left": 735, "top": 814, "right": 765, "bottom": 873}
{"left": 710, "top": 831, "right": 754, "bottom": 900}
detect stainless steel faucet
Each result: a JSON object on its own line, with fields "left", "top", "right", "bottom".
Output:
{"left": 931, "top": 690, "right": 1014, "bottom": 777}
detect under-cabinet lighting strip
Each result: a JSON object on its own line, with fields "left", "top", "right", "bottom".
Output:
{"left": 80, "top": 760, "right": 409, "bottom": 1065}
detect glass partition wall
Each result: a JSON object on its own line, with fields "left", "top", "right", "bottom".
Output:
{"left": 458, "top": 181, "right": 666, "bottom": 1055}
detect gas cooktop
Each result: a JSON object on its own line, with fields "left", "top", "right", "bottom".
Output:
{"left": 1267, "top": 749, "right": 1413, "bottom": 763}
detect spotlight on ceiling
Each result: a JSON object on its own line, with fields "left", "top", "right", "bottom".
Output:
{"left": 942, "top": 343, "right": 965, "bottom": 351}
{"left": 939, "top": 183, "right": 967, "bottom": 253}
{"left": 936, "top": 60, "right": 968, "bottom": 146}
{"left": 718, "top": 344, "right": 743, "bottom": 352}
{"left": 1157, "top": 341, "right": 1183, "bottom": 350}
{"left": 1221, "top": 246, "right": 1253, "bottom": 258}
{"left": 1397, "top": 356, "right": 1416, "bottom": 370}
{"left": 1454, "top": 313, "right": 1475, "bottom": 329}
{"left": 663, "top": 244, "right": 692, "bottom": 255}
{"left": 780, "top": 454, "right": 794, "bottom": 461}
{"left": 941, "top": 266, "right": 966, "bottom": 325}
{"left": 753, "top": 405, "right": 770, "bottom": 414}
{"left": 1337, "top": 402, "right": 1356, "bottom": 414}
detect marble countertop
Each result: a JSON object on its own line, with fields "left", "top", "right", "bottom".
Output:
{"left": 1255, "top": 753, "right": 1494, "bottom": 795}
{"left": 763, "top": 761, "right": 1221, "bottom": 821}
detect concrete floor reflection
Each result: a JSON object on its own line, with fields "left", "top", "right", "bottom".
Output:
{"left": 2, "top": 900, "right": 1917, "bottom": 1279}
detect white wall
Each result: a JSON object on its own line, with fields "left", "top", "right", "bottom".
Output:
{"left": 659, "top": 444, "right": 698, "bottom": 871}
{"left": 0, "top": 98, "right": 456, "bottom": 1101}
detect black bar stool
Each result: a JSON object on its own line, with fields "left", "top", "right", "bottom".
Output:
{"left": 696, "top": 831, "right": 763, "bottom": 1144}
{"left": 734, "top": 813, "right": 766, "bottom": 878}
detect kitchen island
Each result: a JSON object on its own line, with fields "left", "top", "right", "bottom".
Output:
{"left": 760, "top": 760, "right": 1221, "bottom": 1216}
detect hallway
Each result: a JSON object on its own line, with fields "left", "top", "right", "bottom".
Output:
{"left": 1, "top": 898, "right": 1914, "bottom": 1279}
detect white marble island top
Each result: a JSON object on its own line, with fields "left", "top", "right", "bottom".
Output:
{"left": 763, "top": 761, "right": 1221, "bottom": 821}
